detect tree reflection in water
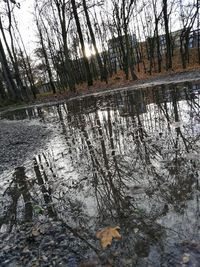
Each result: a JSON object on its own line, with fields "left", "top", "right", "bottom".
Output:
{"left": 0, "top": 82, "right": 200, "bottom": 266}
{"left": 2, "top": 167, "right": 33, "bottom": 230}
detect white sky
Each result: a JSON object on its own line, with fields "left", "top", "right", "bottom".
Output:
{"left": 11, "top": 0, "right": 194, "bottom": 57}
{"left": 14, "top": 0, "right": 36, "bottom": 55}
{"left": 14, "top": 0, "right": 95, "bottom": 57}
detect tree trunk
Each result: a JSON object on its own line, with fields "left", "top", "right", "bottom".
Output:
{"left": 55, "top": 0, "right": 76, "bottom": 91}
{"left": 128, "top": 34, "right": 138, "bottom": 80}
{"left": 37, "top": 22, "right": 56, "bottom": 94}
{"left": 0, "top": 38, "right": 20, "bottom": 100}
{"left": 71, "top": 0, "right": 93, "bottom": 87}
{"left": 180, "top": 37, "right": 186, "bottom": 69}
{"left": 0, "top": 71, "right": 6, "bottom": 100}
{"left": 6, "top": 1, "right": 25, "bottom": 98}
{"left": 82, "top": 0, "right": 108, "bottom": 83}
{"left": 163, "top": 0, "right": 172, "bottom": 70}
{"left": 198, "top": 12, "right": 200, "bottom": 64}
{"left": 155, "top": 19, "right": 162, "bottom": 72}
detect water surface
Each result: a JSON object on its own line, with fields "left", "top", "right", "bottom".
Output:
{"left": 0, "top": 82, "right": 200, "bottom": 266}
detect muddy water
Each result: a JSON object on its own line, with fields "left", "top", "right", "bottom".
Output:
{"left": 0, "top": 82, "right": 200, "bottom": 266}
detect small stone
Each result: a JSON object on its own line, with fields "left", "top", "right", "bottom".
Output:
{"left": 32, "top": 227, "right": 40, "bottom": 237}
{"left": 134, "top": 228, "right": 139, "bottom": 233}
{"left": 42, "top": 240, "right": 55, "bottom": 248}
{"left": 22, "top": 246, "right": 30, "bottom": 253}
{"left": 3, "top": 245, "right": 10, "bottom": 251}
{"left": 42, "top": 255, "right": 48, "bottom": 262}
{"left": 0, "top": 224, "right": 7, "bottom": 233}
{"left": 57, "top": 234, "right": 66, "bottom": 242}
{"left": 182, "top": 253, "right": 190, "bottom": 264}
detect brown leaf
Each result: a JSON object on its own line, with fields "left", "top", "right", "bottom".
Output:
{"left": 96, "top": 226, "right": 121, "bottom": 249}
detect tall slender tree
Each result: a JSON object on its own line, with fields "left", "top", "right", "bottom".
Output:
{"left": 54, "top": 0, "right": 76, "bottom": 91}
{"left": 35, "top": 13, "right": 56, "bottom": 94}
{"left": 71, "top": 0, "right": 93, "bottom": 86}
{"left": 82, "top": 0, "right": 108, "bottom": 83}
{"left": 163, "top": 0, "right": 172, "bottom": 70}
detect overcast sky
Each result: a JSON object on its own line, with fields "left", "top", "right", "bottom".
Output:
{"left": 14, "top": 0, "right": 96, "bottom": 57}
{"left": 14, "top": 0, "right": 36, "bottom": 55}
{"left": 11, "top": 0, "right": 186, "bottom": 57}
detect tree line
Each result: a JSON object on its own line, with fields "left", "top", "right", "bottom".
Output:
{"left": 0, "top": 0, "right": 199, "bottom": 103}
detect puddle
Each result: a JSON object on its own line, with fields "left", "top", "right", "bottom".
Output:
{"left": 0, "top": 81, "right": 200, "bottom": 266}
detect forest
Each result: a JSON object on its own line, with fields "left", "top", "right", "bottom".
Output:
{"left": 0, "top": 0, "right": 199, "bottom": 104}
{"left": 1, "top": 1, "right": 200, "bottom": 266}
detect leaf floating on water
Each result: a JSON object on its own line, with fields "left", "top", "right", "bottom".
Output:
{"left": 96, "top": 226, "right": 121, "bottom": 249}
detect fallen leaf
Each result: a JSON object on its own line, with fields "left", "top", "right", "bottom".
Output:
{"left": 96, "top": 226, "right": 121, "bottom": 249}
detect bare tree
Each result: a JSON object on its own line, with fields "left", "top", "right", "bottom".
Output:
{"left": 34, "top": 4, "right": 56, "bottom": 94}
{"left": 179, "top": 0, "right": 199, "bottom": 68}
{"left": 162, "top": 0, "right": 172, "bottom": 70}
{"left": 54, "top": 0, "right": 76, "bottom": 91}
{"left": 71, "top": 0, "right": 93, "bottom": 86}
{"left": 112, "top": 0, "right": 138, "bottom": 80}
{"left": 82, "top": 0, "right": 108, "bottom": 83}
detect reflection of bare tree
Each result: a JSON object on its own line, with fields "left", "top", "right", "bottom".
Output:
{"left": 1, "top": 82, "right": 199, "bottom": 265}
{"left": 150, "top": 85, "right": 200, "bottom": 213}
{"left": 4, "top": 82, "right": 195, "bottom": 264}
{"left": 95, "top": 110, "right": 128, "bottom": 217}
{"left": 53, "top": 84, "right": 199, "bottom": 223}
{"left": 2, "top": 167, "right": 33, "bottom": 230}
{"left": 33, "top": 156, "right": 57, "bottom": 219}
{"left": 1, "top": 155, "right": 59, "bottom": 229}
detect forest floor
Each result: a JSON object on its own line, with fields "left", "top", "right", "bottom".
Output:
{"left": 35, "top": 68, "right": 200, "bottom": 104}
{"left": 0, "top": 68, "right": 200, "bottom": 114}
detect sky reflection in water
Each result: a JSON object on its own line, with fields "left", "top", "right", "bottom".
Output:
{"left": 0, "top": 82, "right": 200, "bottom": 266}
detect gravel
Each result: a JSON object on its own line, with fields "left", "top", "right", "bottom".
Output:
{"left": 0, "top": 119, "right": 51, "bottom": 173}
{"left": 0, "top": 221, "right": 96, "bottom": 267}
